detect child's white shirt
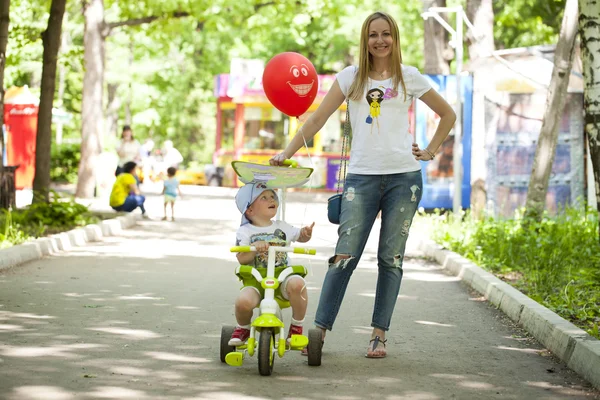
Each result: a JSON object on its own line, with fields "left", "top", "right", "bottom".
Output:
{"left": 235, "top": 220, "right": 300, "bottom": 267}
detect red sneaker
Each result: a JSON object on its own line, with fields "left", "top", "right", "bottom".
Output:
{"left": 228, "top": 326, "right": 250, "bottom": 346}
{"left": 287, "top": 324, "right": 303, "bottom": 342}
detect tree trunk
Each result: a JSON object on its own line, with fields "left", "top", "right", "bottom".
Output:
{"left": 423, "top": 0, "right": 451, "bottom": 75}
{"left": 32, "top": 0, "right": 67, "bottom": 203}
{"left": 0, "top": 0, "right": 9, "bottom": 209}
{"left": 466, "top": 0, "right": 494, "bottom": 61}
{"left": 76, "top": 0, "right": 105, "bottom": 198}
{"left": 579, "top": 0, "right": 600, "bottom": 240}
{"left": 524, "top": 0, "right": 579, "bottom": 221}
{"left": 125, "top": 35, "right": 133, "bottom": 125}
{"left": 74, "top": 7, "right": 191, "bottom": 198}
{"left": 105, "top": 83, "right": 120, "bottom": 138}
{"left": 466, "top": 0, "right": 495, "bottom": 219}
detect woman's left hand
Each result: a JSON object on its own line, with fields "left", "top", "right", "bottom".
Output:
{"left": 269, "top": 152, "right": 288, "bottom": 166}
{"left": 412, "top": 143, "right": 434, "bottom": 161}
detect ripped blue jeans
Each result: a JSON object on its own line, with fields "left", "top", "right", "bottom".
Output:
{"left": 315, "top": 170, "right": 423, "bottom": 332}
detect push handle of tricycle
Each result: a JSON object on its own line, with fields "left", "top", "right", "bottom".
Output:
{"left": 230, "top": 245, "right": 316, "bottom": 255}
{"left": 282, "top": 159, "right": 298, "bottom": 168}
{"left": 293, "top": 247, "right": 316, "bottom": 255}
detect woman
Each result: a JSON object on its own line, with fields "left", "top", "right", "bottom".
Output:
{"left": 109, "top": 161, "right": 146, "bottom": 216}
{"left": 270, "top": 11, "right": 456, "bottom": 358}
{"left": 116, "top": 125, "right": 141, "bottom": 176}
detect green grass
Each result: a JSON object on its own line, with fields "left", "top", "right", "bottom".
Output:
{"left": 417, "top": 206, "right": 600, "bottom": 339}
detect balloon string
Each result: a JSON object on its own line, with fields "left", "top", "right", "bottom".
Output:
{"left": 297, "top": 119, "right": 315, "bottom": 279}
{"left": 297, "top": 120, "right": 314, "bottom": 220}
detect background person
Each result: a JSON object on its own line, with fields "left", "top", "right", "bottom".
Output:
{"left": 109, "top": 161, "right": 147, "bottom": 216}
{"left": 270, "top": 11, "right": 456, "bottom": 358}
{"left": 161, "top": 140, "right": 183, "bottom": 169}
{"left": 162, "top": 166, "right": 182, "bottom": 221}
{"left": 115, "top": 125, "right": 141, "bottom": 176}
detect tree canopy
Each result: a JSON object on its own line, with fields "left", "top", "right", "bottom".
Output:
{"left": 5, "top": 0, "right": 565, "bottom": 164}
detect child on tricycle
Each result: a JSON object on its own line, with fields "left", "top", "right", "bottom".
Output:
{"left": 229, "top": 182, "right": 315, "bottom": 348}
{"left": 220, "top": 161, "right": 322, "bottom": 375}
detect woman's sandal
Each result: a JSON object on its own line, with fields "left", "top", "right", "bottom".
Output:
{"left": 366, "top": 335, "right": 387, "bottom": 358}
{"left": 301, "top": 339, "right": 324, "bottom": 356}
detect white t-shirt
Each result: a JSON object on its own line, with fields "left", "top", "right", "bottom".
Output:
{"left": 336, "top": 65, "right": 432, "bottom": 175}
{"left": 118, "top": 139, "right": 141, "bottom": 166}
{"left": 235, "top": 220, "right": 301, "bottom": 268}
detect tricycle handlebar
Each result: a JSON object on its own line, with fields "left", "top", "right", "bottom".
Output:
{"left": 230, "top": 245, "right": 316, "bottom": 255}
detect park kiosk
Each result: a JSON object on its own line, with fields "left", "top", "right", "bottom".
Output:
{"left": 3, "top": 86, "right": 39, "bottom": 190}
{"left": 467, "top": 45, "right": 586, "bottom": 217}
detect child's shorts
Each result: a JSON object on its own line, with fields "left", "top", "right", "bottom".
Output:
{"left": 236, "top": 265, "right": 307, "bottom": 301}
{"left": 164, "top": 194, "right": 177, "bottom": 203}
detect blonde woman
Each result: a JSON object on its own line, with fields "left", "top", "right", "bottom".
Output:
{"left": 270, "top": 11, "right": 456, "bottom": 358}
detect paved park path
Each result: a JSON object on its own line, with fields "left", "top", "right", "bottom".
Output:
{"left": 1, "top": 186, "right": 598, "bottom": 399}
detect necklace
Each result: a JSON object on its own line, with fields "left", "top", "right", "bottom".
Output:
{"left": 374, "top": 69, "right": 387, "bottom": 79}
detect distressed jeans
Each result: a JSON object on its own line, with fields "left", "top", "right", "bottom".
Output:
{"left": 315, "top": 170, "right": 423, "bottom": 331}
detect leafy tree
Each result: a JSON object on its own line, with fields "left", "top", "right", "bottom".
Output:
{"left": 466, "top": 0, "right": 495, "bottom": 61}
{"left": 32, "top": 0, "right": 66, "bottom": 202}
{"left": 493, "top": 0, "right": 567, "bottom": 48}
{"left": 579, "top": 0, "right": 600, "bottom": 240}
{"left": 423, "top": 0, "right": 451, "bottom": 75}
{"left": 0, "top": 0, "right": 9, "bottom": 209}
{"left": 524, "top": 0, "right": 579, "bottom": 221}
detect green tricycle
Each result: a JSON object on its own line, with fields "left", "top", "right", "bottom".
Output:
{"left": 220, "top": 160, "right": 323, "bottom": 376}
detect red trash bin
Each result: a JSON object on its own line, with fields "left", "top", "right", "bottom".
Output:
{"left": 3, "top": 86, "right": 39, "bottom": 190}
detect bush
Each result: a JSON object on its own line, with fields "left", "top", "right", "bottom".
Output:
{"left": 420, "top": 207, "right": 600, "bottom": 339}
{"left": 50, "top": 143, "right": 81, "bottom": 183}
{"left": 0, "top": 193, "right": 99, "bottom": 248}
{"left": 0, "top": 209, "right": 33, "bottom": 249}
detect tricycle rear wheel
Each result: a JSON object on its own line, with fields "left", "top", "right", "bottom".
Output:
{"left": 220, "top": 325, "right": 236, "bottom": 363}
{"left": 307, "top": 328, "right": 322, "bottom": 366}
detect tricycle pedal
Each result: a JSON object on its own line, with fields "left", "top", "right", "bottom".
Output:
{"left": 225, "top": 351, "right": 244, "bottom": 366}
{"left": 289, "top": 334, "right": 309, "bottom": 350}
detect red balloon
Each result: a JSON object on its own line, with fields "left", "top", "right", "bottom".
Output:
{"left": 262, "top": 52, "right": 318, "bottom": 117}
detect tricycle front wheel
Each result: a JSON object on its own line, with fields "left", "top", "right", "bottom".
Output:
{"left": 258, "top": 328, "right": 275, "bottom": 376}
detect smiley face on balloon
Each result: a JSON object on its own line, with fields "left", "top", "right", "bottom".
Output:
{"left": 288, "top": 64, "right": 314, "bottom": 97}
{"left": 263, "top": 52, "right": 318, "bottom": 117}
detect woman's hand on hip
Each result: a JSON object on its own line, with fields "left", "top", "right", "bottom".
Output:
{"left": 412, "top": 143, "right": 434, "bottom": 161}
{"left": 269, "top": 152, "right": 288, "bottom": 166}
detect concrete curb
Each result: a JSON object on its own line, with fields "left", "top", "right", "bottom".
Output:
{"left": 415, "top": 236, "right": 600, "bottom": 390}
{"left": 0, "top": 213, "right": 138, "bottom": 271}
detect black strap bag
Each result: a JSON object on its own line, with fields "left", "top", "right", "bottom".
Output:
{"left": 327, "top": 98, "right": 350, "bottom": 224}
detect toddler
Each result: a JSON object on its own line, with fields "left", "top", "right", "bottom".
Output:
{"left": 162, "top": 167, "right": 182, "bottom": 220}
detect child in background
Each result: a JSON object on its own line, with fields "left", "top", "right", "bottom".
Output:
{"left": 162, "top": 167, "right": 182, "bottom": 221}
{"left": 229, "top": 182, "right": 315, "bottom": 349}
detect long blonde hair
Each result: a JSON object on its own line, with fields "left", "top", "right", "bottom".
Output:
{"left": 348, "top": 11, "right": 407, "bottom": 102}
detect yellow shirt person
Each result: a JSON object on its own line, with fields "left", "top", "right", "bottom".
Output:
{"left": 110, "top": 173, "right": 136, "bottom": 208}
{"left": 109, "top": 162, "right": 146, "bottom": 215}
